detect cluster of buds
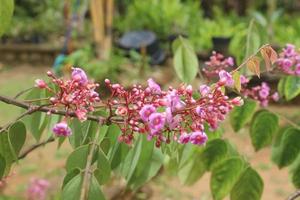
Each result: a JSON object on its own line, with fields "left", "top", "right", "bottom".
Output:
{"left": 27, "top": 178, "right": 50, "bottom": 200}
{"left": 35, "top": 68, "right": 100, "bottom": 136}
{"left": 276, "top": 44, "right": 300, "bottom": 76}
{"left": 202, "top": 51, "right": 235, "bottom": 79}
{"left": 239, "top": 76, "right": 279, "bottom": 107}
{"left": 35, "top": 68, "right": 243, "bottom": 147}
{"left": 104, "top": 70, "right": 242, "bottom": 147}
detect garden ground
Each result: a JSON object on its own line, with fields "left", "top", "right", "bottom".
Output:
{"left": 0, "top": 64, "right": 298, "bottom": 200}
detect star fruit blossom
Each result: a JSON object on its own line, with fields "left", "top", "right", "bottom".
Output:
{"left": 276, "top": 44, "right": 300, "bottom": 76}
{"left": 35, "top": 68, "right": 243, "bottom": 147}
{"left": 203, "top": 52, "right": 279, "bottom": 107}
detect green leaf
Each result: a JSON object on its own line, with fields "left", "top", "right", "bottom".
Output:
{"left": 210, "top": 157, "right": 245, "bottom": 200}
{"left": 0, "top": 131, "right": 14, "bottom": 174}
{"left": 88, "top": 176, "right": 106, "bottom": 200}
{"left": 62, "top": 168, "right": 81, "bottom": 189}
{"left": 94, "top": 149, "right": 111, "bottom": 185}
{"left": 291, "top": 158, "right": 300, "bottom": 188}
{"left": 126, "top": 136, "right": 164, "bottom": 190}
{"left": 173, "top": 37, "right": 199, "bottom": 83}
{"left": 61, "top": 174, "right": 106, "bottom": 200}
{"left": 0, "top": 154, "right": 6, "bottom": 179}
{"left": 230, "top": 167, "right": 263, "bottom": 200}
{"left": 277, "top": 77, "right": 286, "bottom": 98}
{"left": 271, "top": 127, "right": 300, "bottom": 168}
{"left": 61, "top": 174, "right": 82, "bottom": 200}
{"left": 100, "top": 138, "right": 110, "bottom": 155}
{"left": 129, "top": 148, "right": 164, "bottom": 190}
{"left": 202, "top": 139, "right": 229, "bottom": 170}
{"left": 250, "top": 110, "right": 278, "bottom": 151}
{"left": 284, "top": 76, "right": 300, "bottom": 100}
{"left": 8, "top": 121, "right": 26, "bottom": 157}
{"left": 178, "top": 149, "right": 206, "bottom": 185}
{"left": 107, "top": 125, "right": 129, "bottom": 169}
{"left": 66, "top": 145, "right": 89, "bottom": 172}
{"left": 120, "top": 136, "right": 143, "bottom": 181}
{"left": 230, "top": 100, "right": 257, "bottom": 132}
{"left": 232, "top": 71, "right": 241, "bottom": 92}
{"left": 23, "top": 89, "right": 43, "bottom": 141}
{"left": 69, "top": 119, "right": 88, "bottom": 148}
{"left": 0, "top": 0, "right": 14, "bottom": 37}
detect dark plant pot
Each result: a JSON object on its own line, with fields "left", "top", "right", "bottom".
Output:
{"left": 212, "top": 36, "right": 231, "bottom": 55}
{"left": 117, "top": 30, "right": 166, "bottom": 65}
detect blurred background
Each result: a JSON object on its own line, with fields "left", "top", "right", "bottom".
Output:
{"left": 0, "top": 0, "right": 300, "bottom": 199}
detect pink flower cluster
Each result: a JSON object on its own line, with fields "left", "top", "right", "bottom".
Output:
{"left": 105, "top": 75, "right": 243, "bottom": 147}
{"left": 35, "top": 67, "right": 243, "bottom": 147}
{"left": 202, "top": 51, "right": 234, "bottom": 79}
{"left": 35, "top": 68, "right": 100, "bottom": 137}
{"left": 276, "top": 44, "right": 300, "bottom": 76}
{"left": 27, "top": 178, "right": 50, "bottom": 200}
{"left": 240, "top": 76, "right": 279, "bottom": 107}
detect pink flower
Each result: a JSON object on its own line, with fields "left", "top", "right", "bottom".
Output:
{"left": 240, "top": 75, "right": 249, "bottom": 85}
{"left": 226, "top": 57, "right": 234, "bottom": 66}
{"left": 72, "top": 68, "right": 88, "bottom": 85}
{"left": 149, "top": 113, "right": 165, "bottom": 132}
{"left": 271, "top": 92, "right": 279, "bottom": 101}
{"left": 139, "top": 105, "right": 156, "bottom": 122}
{"left": 219, "top": 70, "right": 234, "bottom": 86}
{"left": 52, "top": 121, "right": 72, "bottom": 136}
{"left": 231, "top": 97, "right": 244, "bottom": 106}
{"left": 178, "top": 132, "right": 190, "bottom": 144}
{"left": 165, "top": 91, "right": 185, "bottom": 111}
{"left": 35, "top": 79, "right": 47, "bottom": 89}
{"left": 115, "top": 106, "right": 128, "bottom": 116}
{"left": 258, "top": 88, "right": 270, "bottom": 99}
{"left": 147, "top": 78, "right": 161, "bottom": 93}
{"left": 165, "top": 107, "right": 179, "bottom": 130}
{"left": 27, "top": 178, "right": 50, "bottom": 200}
{"left": 186, "top": 85, "right": 193, "bottom": 94}
{"left": 196, "top": 106, "right": 205, "bottom": 117}
{"left": 75, "top": 109, "right": 87, "bottom": 122}
{"left": 189, "top": 131, "right": 207, "bottom": 145}
{"left": 199, "top": 85, "right": 210, "bottom": 96}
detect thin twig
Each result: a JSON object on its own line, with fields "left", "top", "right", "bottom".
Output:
{"left": 80, "top": 123, "right": 102, "bottom": 200}
{"left": 288, "top": 190, "right": 300, "bottom": 200}
{"left": 17, "top": 137, "right": 55, "bottom": 160}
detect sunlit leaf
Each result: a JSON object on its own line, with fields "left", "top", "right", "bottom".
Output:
{"left": 232, "top": 71, "right": 241, "bottom": 92}
{"left": 173, "top": 36, "right": 199, "bottom": 83}
{"left": 94, "top": 149, "right": 111, "bottom": 185}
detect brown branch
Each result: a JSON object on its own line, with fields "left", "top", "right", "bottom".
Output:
{"left": 288, "top": 190, "right": 300, "bottom": 200}
{"left": 0, "top": 95, "right": 103, "bottom": 123}
{"left": 17, "top": 137, "right": 56, "bottom": 160}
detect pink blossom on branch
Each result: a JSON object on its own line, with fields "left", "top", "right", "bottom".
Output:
{"left": 36, "top": 68, "right": 243, "bottom": 147}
